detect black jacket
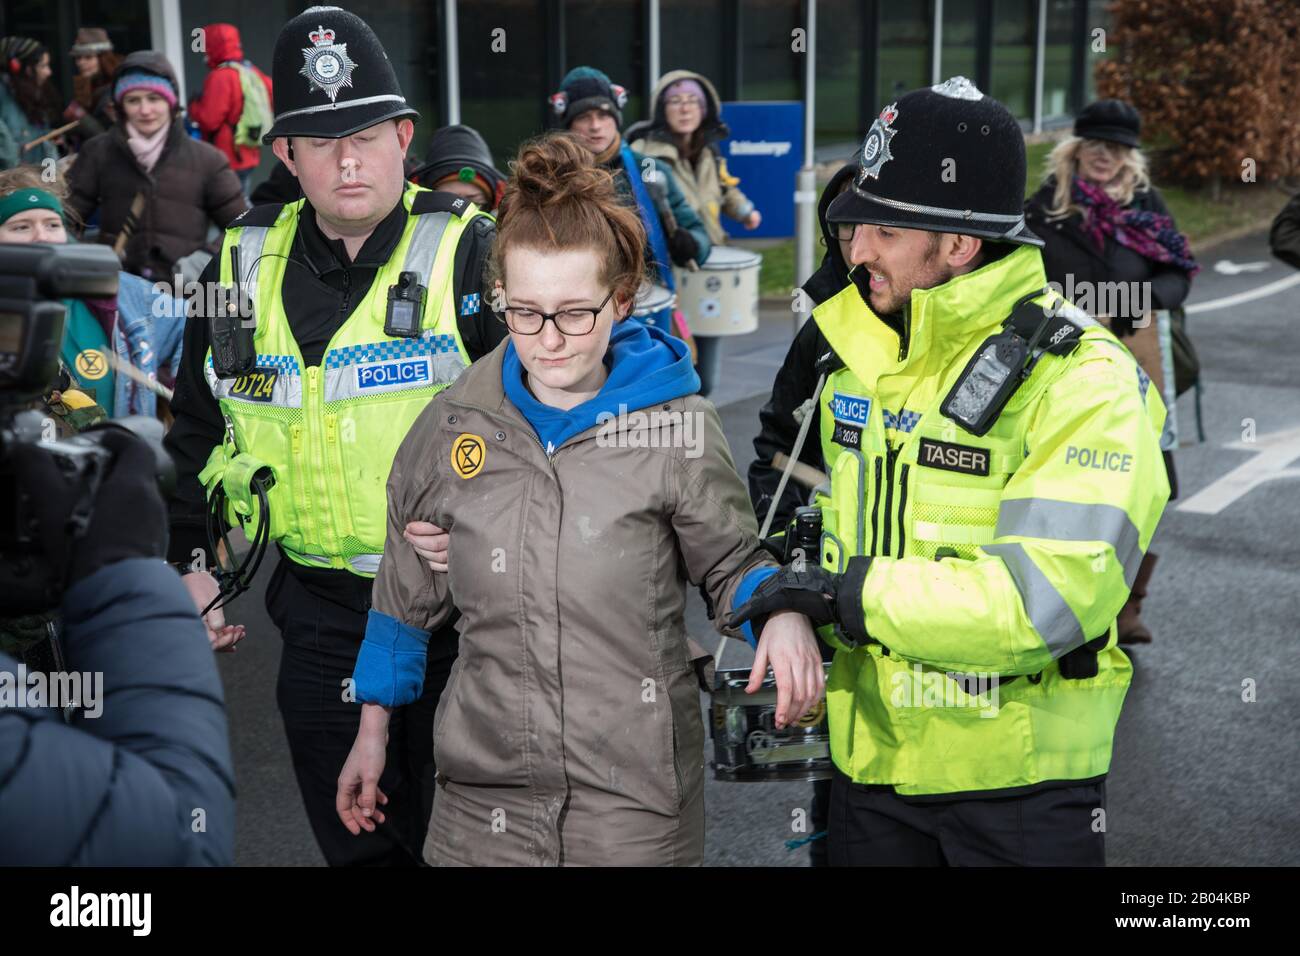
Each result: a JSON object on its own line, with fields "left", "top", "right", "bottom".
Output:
{"left": 746, "top": 164, "right": 856, "bottom": 530}
{"left": 66, "top": 51, "right": 248, "bottom": 280}
{"left": 164, "top": 190, "right": 506, "bottom": 610}
{"left": 1269, "top": 192, "right": 1300, "bottom": 271}
{"left": 1024, "top": 178, "right": 1193, "bottom": 326}
{"left": 0, "top": 558, "right": 234, "bottom": 865}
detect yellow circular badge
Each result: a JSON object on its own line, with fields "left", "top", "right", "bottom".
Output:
{"left": 451, "top": 433, "right": 485, "bottom": 479}
{"left": 75, "top": 348, "right": 108, "bottom": 381}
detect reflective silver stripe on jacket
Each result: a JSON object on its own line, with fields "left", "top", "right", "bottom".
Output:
{"left": 982, "top": 541, "right": 1086, "bottom": 658}
{"left": 995, "top": 497, "right": 1144, "bottom": 587}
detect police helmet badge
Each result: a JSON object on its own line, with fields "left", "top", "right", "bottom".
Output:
{"left": 930, "top": 75, "right": 984, "bottom": 100}
{"left": 858, "top": 102, "right": 899, "bottom": 182}
{"left": 299, "top": 24, "right": 357, "bottom": 103}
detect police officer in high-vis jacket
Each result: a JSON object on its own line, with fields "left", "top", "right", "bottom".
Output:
{"left": 730, "top": 78, "right": 1169, "bottom": 865}
{"left": 164, "top": 6, "right": 506, "bottom": 866}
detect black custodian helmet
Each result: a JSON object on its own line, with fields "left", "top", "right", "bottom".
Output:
{"left": 263, "top": 5, "right": 418, "bottom": 143}
{"left": 827, "top": 76, "right": 1041, "bottom": 248}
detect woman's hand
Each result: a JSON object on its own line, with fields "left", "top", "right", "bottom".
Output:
{"left": 336, "top": 703, "right": 391, "bottom": 835}
{"left": 404, "top": 520, "right": 448, "bottom": 572}
{"left": 743, "top": 210, "right": 762, "bottom": 230}
{"left": 180, "top": 570, "right": 246, "bottom": 652}
{"left": 747, "top": 610, "right": 825, "bottom": 728}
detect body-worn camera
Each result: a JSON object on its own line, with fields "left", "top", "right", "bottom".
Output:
{"left": 0, "top": 243, "right": 174, "bottom": 614}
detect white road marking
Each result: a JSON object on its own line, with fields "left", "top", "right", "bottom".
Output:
{"left": 1177, "top": 426, "right": 1300, "bottom": 514}
{"left": 1185, "top": 272, "right": 1300, "bottom": 314}
{"left": 1212, "top": 259, "right": 1272, "bottom": 275}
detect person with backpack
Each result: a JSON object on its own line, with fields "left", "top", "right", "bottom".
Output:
{"left": 187, "top": 23, "right": 273, "bottom": 196}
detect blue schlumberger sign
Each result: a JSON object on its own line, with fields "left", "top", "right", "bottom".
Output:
{"left": 717, "top": 101, "right": 804, "bottom": 240}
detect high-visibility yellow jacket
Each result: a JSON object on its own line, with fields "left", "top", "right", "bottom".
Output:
{"left": 812, "top": 244, "right": 1169, "bottom": 796}
{"left": 200, "top": 183, "right": 487, "bottom": 577}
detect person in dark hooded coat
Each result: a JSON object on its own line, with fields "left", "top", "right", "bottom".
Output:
{"left": 408, "top": 124, "right": 505, "bottom": 213}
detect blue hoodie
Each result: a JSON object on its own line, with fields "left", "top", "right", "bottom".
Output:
{"left": 501, "top": 319, "right": 700, "bottom": 454}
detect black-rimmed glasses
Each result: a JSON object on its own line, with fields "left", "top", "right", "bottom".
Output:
{"left": 500, "top": 288, "right": 615, "bottom": 335}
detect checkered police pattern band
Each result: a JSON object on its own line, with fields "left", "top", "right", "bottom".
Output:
{"left": 206, "top": 353, "right": 301, "bottom": 376}
{"left": 1136, "top": 364, "right": 1151, "bottom": 401}
{"left": 883, "top": 407, "right": 923, "bottom": 433}
{"left": 323, "top": 332, "right": 461, "bottom": 370}
{"left": 460, "top": 292, "right": 481, "bottom": 316}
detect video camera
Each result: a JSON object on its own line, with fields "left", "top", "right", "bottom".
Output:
{"left": 0, "top": 243, "right": 174, "bottom": 614}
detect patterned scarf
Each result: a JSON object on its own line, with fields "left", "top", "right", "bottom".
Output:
{"left": 1073, "top": 176, "right": 1199, "bottom": 276}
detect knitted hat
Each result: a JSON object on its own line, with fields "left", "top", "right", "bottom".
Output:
{"left": 549, "top": 66, "right": 628, "bottom": 128}
{"left": 410, "top": 124, "right": 506, "bottom": 207}
{"left": 0, "top": 36, "right": 45, "bottom": 72}
{"left": 663, "top": 78, "right": 706, "bottom": 108}
{"left": 113, "top": 68, "right": 178, "bottom": 107}
{"left": 70, "top": 27, "right": 113, "bottom": 57}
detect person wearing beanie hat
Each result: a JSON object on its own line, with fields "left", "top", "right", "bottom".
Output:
{"left": 1025, "top": 98, "right": 1196, "bottom": 647}
{"left": 729, "top": 77, "right": 1170, "bottom": 866}
{"left": 408, "top": 123, "right": 505, "bottom": 212}
{"left": 162, "top": 5, "right": 510, "bottom": 868}
{"left": 66, "top": 50, "right": 248, "bottom": 279}
{"left": 0, "top": 37, "right": 62, "bottom": 169}
{"left": 65, "top": 27, "right": 122, "bottom": 145}
{"left": 547, "top": 66, "right": 711, "bottom": 338}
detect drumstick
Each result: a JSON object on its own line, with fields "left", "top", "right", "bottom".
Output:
{"left": 24, "top": 120, "right": 79, "bottom": 151}
{"left": 773, "top": 452, "right": 829, "bottom": 490}
{"left": 103, "top": 349, "right": 175, "bottom": 401}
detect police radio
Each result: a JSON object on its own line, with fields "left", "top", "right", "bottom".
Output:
{"left": 210, "top": 245, "right": 257, "bottom": 379}
{"left": 385, "top": 271, "right": 425, "bottom": 338}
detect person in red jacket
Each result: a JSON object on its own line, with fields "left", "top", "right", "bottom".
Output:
{"left": 187, "top": 23, "right": 272, "bottom": 196}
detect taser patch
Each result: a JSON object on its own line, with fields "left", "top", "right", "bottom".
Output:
{"left": 451, "top": 433, "right": 485, "bottom": 479}
{"left": 831, "top": 391, "right": 871, "bottom": 449}
{"left": 918, "top": 438, "right": 990, "bottom": 477}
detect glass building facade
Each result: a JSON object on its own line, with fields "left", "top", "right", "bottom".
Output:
{"left": 4, "top": 0, "right": 1113, "bottom": 169}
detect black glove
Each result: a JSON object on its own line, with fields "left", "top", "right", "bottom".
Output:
{"left": 666, "top": 228, "right": 700, "bottom": 267}
{"left": 10, "top": 425, "right": 168, "bottom": 587}
{"left": 727, "top": 564, "right": 843, "bottom": 631}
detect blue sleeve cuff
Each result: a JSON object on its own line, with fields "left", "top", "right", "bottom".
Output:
{"left": 732, "top": 565, "right": 779, "bottom": 649}
{"left": 353, "top": 609, "right": 431, "bottom": 707}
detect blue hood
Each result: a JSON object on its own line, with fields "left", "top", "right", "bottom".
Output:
{"left": 502, "top": 320, "right": 700, "bottom": 454}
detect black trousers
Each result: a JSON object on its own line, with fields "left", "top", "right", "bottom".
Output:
{"left": 266, "top": 560, "right": 457, "bottom": 867}
{"left": 829, "top": 768, "right": 1106, "bottom": 866}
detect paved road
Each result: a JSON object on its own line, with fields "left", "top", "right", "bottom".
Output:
{"left": 219, "top": 229, "right": 1300, "bottom": 865}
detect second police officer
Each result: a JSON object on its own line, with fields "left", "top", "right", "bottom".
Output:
{"left": 164, "top": 5, "right": 506, "bottom": 866}
{"left": 731, "top": 78, "right": 1170, "bottom": 865}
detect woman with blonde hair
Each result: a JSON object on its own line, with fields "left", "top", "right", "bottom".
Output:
{"left": 1025, "top": 99, "right": 1198, "bottom": 645}
{"left": 336, "top": 132, "right": 824, "bottom": 866}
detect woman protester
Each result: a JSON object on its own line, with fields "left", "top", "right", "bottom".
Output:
{"left": 65, "top": 51, "right": 246, "bottom": 281}
{"left": 0, "top": 165, "right": 185, "bottom": 419}
{"left": 64, "top": 28, "right": 121, "bottom": 148}
{"left": 0, "top": 37, "right": 64, "bottom": 169}
{"left": 628, "top": 71, "right": 762, "bottom": 397}
{"left": 337, "top": 133, "right": 823, "bottom": 866}
{"left": 1025, "top": 99, "right": 1198, "bottom": 645}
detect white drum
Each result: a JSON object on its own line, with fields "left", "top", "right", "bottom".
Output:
{"left": 631, "top": 282, "right": 676, "bottom": 324}
{"left": 674, "top": 245, "right": 762, "bottom": 337}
